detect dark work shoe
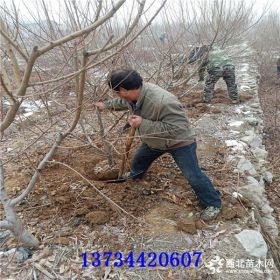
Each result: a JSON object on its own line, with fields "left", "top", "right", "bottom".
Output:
{"left": 200, "top": 206, "right": 220, "bottom": 221}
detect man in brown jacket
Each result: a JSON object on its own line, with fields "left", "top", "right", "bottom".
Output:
{"left": 94, "top": 69, "right": 221, "bottom": 221}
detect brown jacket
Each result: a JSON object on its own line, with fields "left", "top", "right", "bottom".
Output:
{"left": 105, "top": 82, "right": 196, "bottom": 150}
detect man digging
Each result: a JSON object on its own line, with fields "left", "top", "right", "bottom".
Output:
{"left": 188, "top": 45, "right": 239, "bottom": 104}
{"left": 94, "top": 69, "right": 221, "bottom": 221}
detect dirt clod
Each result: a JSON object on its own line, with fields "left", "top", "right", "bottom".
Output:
{"left": 85, "top": 211, "right": 110, "bottom": 225}
{"left": 221, "top": 205, "right": 247, "bottom": 220}
{"left": 176, "top": 218, "right": 197, "bottom": 234}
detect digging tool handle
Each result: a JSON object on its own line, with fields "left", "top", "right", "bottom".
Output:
{"left": 118, "top": 127, "right": 136, "bottom": 178}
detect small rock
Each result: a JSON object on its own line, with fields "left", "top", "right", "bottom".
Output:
{"left": 246, "top": 176, "right": 259, "bottom": 186}
{"left": 252, "top": 147, "right": 268, "bottom": 160}
{"left": 245, "top": 117, "right": 259, "bottom": 127}
{"left": 141, "top": 188, "right": 152, "bottom": 196}
{"left": 235, "top": 229, "right": 267, "bottom": 258}
{"left": 232, "top": 192, "right": 243, "bottom": 199}
{"left": 237, "top": 157, "right": 257, "bottom": 176}
{"left": 261, "top": 205, "right": 274, "bottom": 215}
{"left": 256, "top": 159, "right": 267, "bottom": 170}
{"left": 241, "top": 131, "right": 262, "bottom": 148}
{"left": 0, "top": 247, "right": 31, "bottom": 262}
{"left": 261, "top": 216, "right": 279, "bottom": 237}
{"left": 263, "top": 171, "right": 273, "bottom": 184}
{"left": 85, "top": 211, "right": 109, "bottom": 225}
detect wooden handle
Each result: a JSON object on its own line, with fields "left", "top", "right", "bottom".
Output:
{"left": 118, "top": 127, "right": 136, "bottom": 178}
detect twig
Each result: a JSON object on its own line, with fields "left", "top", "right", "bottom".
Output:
{"left": 33, "top": 263, "right": 55, "bottom": 280}
{"left": 24, "top": 203, "right": 51, "bottom": 211}
{"left": 79, "top": 119, "right": 107, "bottom": 156}
{"left": 0, "top": 27, "right": 28, "bottom": 61}
{"left": 178, "top": 82, "right": 201, "bottom": 99}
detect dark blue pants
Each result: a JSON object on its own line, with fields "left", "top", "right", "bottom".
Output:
{"left": 130, "top": 142, "right": 221, "bottom": 208}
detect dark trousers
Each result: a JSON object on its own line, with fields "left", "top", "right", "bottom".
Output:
{"left": 130, "top": 142, "right": 221, "bottom": 208}
{"left": 204, "top": 65, "right": 238, "bottom": 101}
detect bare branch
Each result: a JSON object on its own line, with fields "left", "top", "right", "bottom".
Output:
{"left": 94, "top": 0, "right": 103, "bottom": 23}
{"left": 0, "top": 159, "right": 39, "bottom": 246}
{"left": 0, "top": 46, "right": 39, "bottom": 133}
{"left": 37, "top": 0, "right": 126, "bottom": 56}
{"left": 29, "top": 0, "right": 167, "bottom": 88}
{"left": 0, "top": 75, "right": 16, "bottom": 103}
{"left": 0, "top": 17, "right": 22, "bottom": 87}
{"left": 87, "top": 0, "right": 146, "bottom": 56}
{"left": 0, "top": 58, "right": 12, "bottom": 92}
{"left": 0, "top": 26, "right": 28, "bottom": 61}
{"left": 63, "top": 52, "right": 88, "bottom": 137}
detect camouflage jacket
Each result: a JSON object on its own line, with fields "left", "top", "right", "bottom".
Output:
{"left": 199, "top": 47, "right": 234, "bottom": 80}
{"left": 104, "top": 82, "right": 195, "bottom": 150}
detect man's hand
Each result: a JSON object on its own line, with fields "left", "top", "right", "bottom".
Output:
{"left": 92, "top": 101, "right": 106, "bottom": 111}
{"left": 128, "top": 115, "right": 142, "bottom": 128}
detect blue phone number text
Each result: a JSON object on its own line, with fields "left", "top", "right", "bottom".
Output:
{"left": 82, "top": 251, "right": 203, "bottom": 268}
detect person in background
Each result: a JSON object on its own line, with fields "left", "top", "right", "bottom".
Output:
{"left": 188, "top": 45, "right": 239, "bottom": 104}
{"left": 94, "top": 69, "right": 222, "bottom": 221}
